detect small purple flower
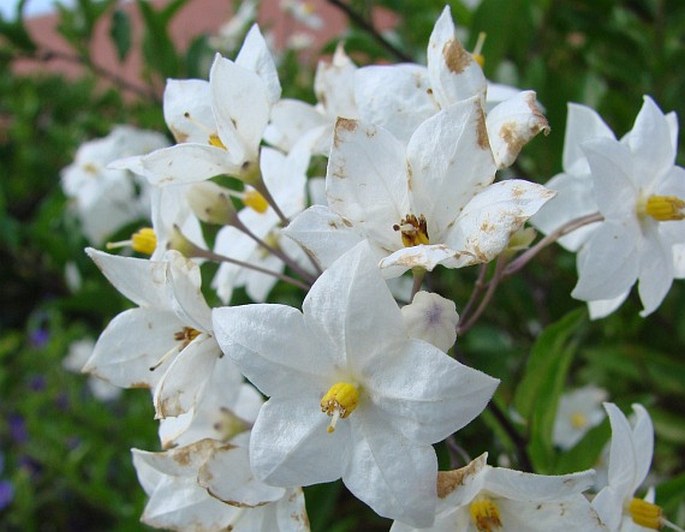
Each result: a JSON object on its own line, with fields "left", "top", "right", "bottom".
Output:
{"left": 8, "top": 414, "right": 27, "bottom": 444}
{"left": 0, "top": 480, "right": 13, "bottom": 510}
{"left": 28, "top": 374, "right": 47, "bottom": 391}
{"left": 29, "top": 328, "right": 49, "bottom": 349}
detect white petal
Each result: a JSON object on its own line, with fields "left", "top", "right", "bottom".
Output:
{"left": 354, "top": 64, "right": 436, "bottom": 143}
{"left": 443, "top": 180, "right": 555, "bottom": 265}
{"left": 249, "top": 395, "right": 350, "bottom": 486}
{"left": 407, "top": 98, "right": 496, "bottom": 239}
{"left": 210, "top": 54, "right": 269, "bottom": 163}
{"left": 86, "top": 248, "right": 169, "bottom": 308}
{"left": 85, "top": 308, "right": 182, "bottom": 389}
{"left": 315, "top": 43, "right": 357, "bottom": 119}
{"left": 379, "top": 243, "right": 465, "bottom": 277}
{"left": 530, "top": 171, "right": 599, "bottom": 252}
{"left": 235, "top": 24, "right": 281, "bottom": 105}
{"left": 344, "top": 409, "right": 437, "bottom": 527}
{"left": 628, "top": 96, "right": 676, "bottom": 183}
{"left": 486, "top": 91, "right": 550, "bottom": 169}
{"left": 198, "top": 445, "right": 285, "bottom": 506}
{"left": 604, "top": 402, "right": 640, "bottom": 498}
{"left": 163, "top": 79, "right": 214, "bottom": 144}
{"left": 637, "top": 224, "right": 674, "bottom": 316}
{"left": 326, "top": 118, "right": 409, "bottom": 251}
{"left": 212, "top": 304, "right": 334, "bottom": 397}
{"left": 582, "top": 138, "right": 638, "bottom": 219}
{"left": 562, "top": 102, "right": 616, "bottom": 175}
{"left": 497, "top": 495, "right": 606, "bottom": 532}
{"left": 165, "top": 250, "right": 212, "bottom": 331}
{"left": 427, "top": 6, "right": 486, "bottom": 107}
{"left": 303, "top": 241, "right": 406, "bottom": 374}
{"left": 485, "top": 467, "right": 595, "bottom": 501}
{"left": 140, "top": 143, "right": 241, "bottom": 185}
{"left": 363, "top": 338, "right": 498, "bottom": 444}
{"left": 153, "top": 334, "right": 219, "bottom": 418}
{"left": 282, "top": 205, "right": 365, "bottom": 271}
{"left": 572, "top": 223, "right": 640, "bottom": 302}
{"left": 587, "top": 292, "right": 630, "bottom": 320}
{"left": 263, "top": 98, "right": 326, "bottom": 152}
{"left": 629, "top": 404, "right": 654, "bottom": 492}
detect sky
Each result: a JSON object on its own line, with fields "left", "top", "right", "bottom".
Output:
{"left": 0, "top": 0, "right": 77, "bottom": 19}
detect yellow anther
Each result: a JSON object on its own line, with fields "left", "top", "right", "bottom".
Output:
{"left": 393, "top": 214, "right": 430, "bottom": 247}
{"left": 469, "top": 497, "right": 503, "bottom": 531}
{"left": 320, "top": 382, "right": 359, "bottom": 433}
{"left": 174, "top": 326, "right": 201, "bottom": 348}
{"left": 82, "top": 162, "right": 99, "bottom": 174}
{"left": 570, "top": 411, "right": 588, "bottom": 429}
{"left": 208, "top": 133, "right": 227, "bottom": 149}
{"left": 243, "top": 189, "right": 269, "bottom": 213}
{"left": 106, "top": 227, "right": 157, "bottom": 255}
{"left": 472, "top": 32, "right": 487, "bottom": 68}
{"left": 641, "top": 195, "right": 685, "bottom": 221}
{"left": 628, "top": 498, "right": 662, "bottom": 530}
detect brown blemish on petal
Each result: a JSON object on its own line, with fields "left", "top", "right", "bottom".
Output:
{"left": 333, "top": 117, "right": 358, "bottom": 148}
{"left": 443, "top": 38, "right": 472, "bottom": 74}
{"left": 500, "top": 122, "right": 525, "bottom": 158}
{"left": 525, "top": 93, "right": 551, "bottom": 136}
{"left": 476, "top": 105, "right": 490, "bottom": 151}
{"left": 172, "top": 447, "right": 192, "bottom": 466}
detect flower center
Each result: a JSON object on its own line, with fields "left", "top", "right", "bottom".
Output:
{"left": 320, "top": 382, "right": 359, "bottom": 433}
{"left": 106, "top": 227, "right": 157, "bottom": 256}
{"left": 174, "top": 326, "right": 201, "bottom": 348}
{"left": 638, "top": 195, "right": 685, "bottom": 221}
{"left": 469, "top": 497, "right": 503, "bottom": 531}
{"left": 570, "top": 411, "right": 588, "bottom": 429}
{"left": 628, "top": 498, "right": 662, "bottom": 529}
{"left": 393, "top": 214, "right": 429, "bottom": 247}
{"left": 243, "top": 189, "right": 269, "bottom": 213}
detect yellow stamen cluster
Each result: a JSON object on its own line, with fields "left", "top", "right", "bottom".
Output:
{"left": 570, "top": 411, "right": 589, "bottom": 429}
{"left": 107, "top": 227, "right": 157, "bottom": 255}
{"left": 469, "top": 497, "right": 503, "bottom": 531}
{"left": 629, "top": 498, "right": 662, "bottom": 530}
{"left": 208, "top": 134, "right": 227, "bottom": 149}
{"left": 641, "top": 195, "right": 685, "bottom": 221}
{"left": 472, "top": 32, "right": 487, "bottom": 68}
{"left": 244, "top": 189, "right": 269, "bottom": 213}
{"left": 320, "top": 382, "right": 359, "bottom": 433}
{"left": 131, "top": 228, "right": 157, "bottom": 255}
{"left": 393, "top": 214, "right": 430, "bottom": 247}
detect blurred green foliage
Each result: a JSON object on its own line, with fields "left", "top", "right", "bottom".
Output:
{"left": 0, "top": 0, "right": 684, "bottom": 529}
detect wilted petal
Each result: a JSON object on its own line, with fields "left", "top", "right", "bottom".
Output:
{"left": 486, "top": 91, "right": 550, "bottom": 169}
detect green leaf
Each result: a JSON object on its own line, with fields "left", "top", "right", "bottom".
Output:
{"left": 110, "top": 9, "right": 132, "bottom": 62}
{"left": 514, "top": 307, "right": 587, "bottom": 472}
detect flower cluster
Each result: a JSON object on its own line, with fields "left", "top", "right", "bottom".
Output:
{"left": 73, "top": 5, "right": 685, "bottom": 531}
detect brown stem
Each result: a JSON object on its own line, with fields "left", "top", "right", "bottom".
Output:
{"left": 488, "top": 400, "right": 533, "bottom": 472}
{"left": 326, "top": 0, "right": 413, "bottom": 62}
{"left": 457, "top": 253, "right": 507, "bottom": 336}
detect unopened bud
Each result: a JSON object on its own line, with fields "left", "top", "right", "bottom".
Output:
{"left": 186, "top": 181, "right": 236, "bottom": 225}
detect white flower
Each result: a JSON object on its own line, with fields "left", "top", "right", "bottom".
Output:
{"left": 83, "top": 249, "right": 222, "bottom": 419}
{"left": 531, "top": 102, "right": 614, "bottom": 252}
{"left": 354, "top": 6, "right": 549, "bottom": 168}
{"left": 61, "top": 125, "right": 168, "bottom": 244}
{"left": 390, "top": 453, "right": 604, "bottom": 532}
{"left": 132, "top": 440, "right": 308, "bottom": 531}
{"left": 212, "top": 241, "right": 499, "bottom": 526}
{"left": 592, "top": 403, "right": 661, "bottom": 531}
{"left": 211, "top": 142, "right": 312, "bottom": 303}
{"left": 264, "top": 43, "right": 357, "bottom": 155}
{"left": 129, "top": 25, "right": 280, "bottom": 186}
{"left": 286, "top": 99, "right": 553, "bottom": 276}
{"left": 552, "top": 385, "right": 608, "bottom": 450}
{"left": 571, "top": 97, "right": 685, "bottom": 316}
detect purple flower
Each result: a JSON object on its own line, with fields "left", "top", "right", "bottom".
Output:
{"left": 0, "top": 480, "right": 13, "bottom": 510}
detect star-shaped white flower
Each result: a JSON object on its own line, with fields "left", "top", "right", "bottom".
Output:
{"left": 128, "top": 24, "right": 280, "bottom": 186}
{"left": 354, "top": 5, "right": 549, "bottom": 168}
{"left": 83, "top": 249, "right": 222, "bottom": 419}
{"left": 571, "top": 96, "right": 685, "bottom": 316}
{"left": 390, "top": 453, "right": 604, "bottom": 532}
{"left": 286, "top": 98, "right": 553, "bottom": 276}
{"left": 132, "top": 439, "right": 308, "bottom": 531}
{"left": 212, "top": 241, "right": 499, "bottom": 526}
{"left": 552, "top": 385, "right": 608, "bottom": 450}
{"left": 592, "top": 403, "right": 661, "bottom": 531}
{"left": 61, "top": 125, "right": 168, "bottom": 244}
